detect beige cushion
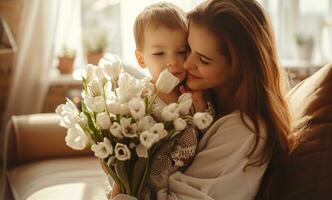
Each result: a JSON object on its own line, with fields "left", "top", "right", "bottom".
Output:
{"left": 7, "top": 156, "right": 109, "bottom": 200}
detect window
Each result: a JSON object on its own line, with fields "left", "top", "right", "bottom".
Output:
{"left": 56, "top": 0, "right": 332, "bottom": 79}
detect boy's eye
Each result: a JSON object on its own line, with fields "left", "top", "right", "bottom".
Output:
{"left": 199, "top": 57, "right": 210, "bottom": 65}
{"left": 153, "top": 52, "right": 164, "bottom": 56}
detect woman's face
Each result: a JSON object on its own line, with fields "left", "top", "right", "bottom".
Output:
{"left": 184, "top": 23, "right": 232, "bottom": 91}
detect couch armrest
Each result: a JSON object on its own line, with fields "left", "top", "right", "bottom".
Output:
{"left": 4, "top": 113, "right": 92, "bottom": 168}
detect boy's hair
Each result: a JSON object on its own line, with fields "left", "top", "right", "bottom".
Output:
{"left": 134, "top": 2, "right": 187, "bottom": 50}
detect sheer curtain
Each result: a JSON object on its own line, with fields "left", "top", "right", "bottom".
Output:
{"left": 1, "top": 0, "right": 81, "bottom": 198}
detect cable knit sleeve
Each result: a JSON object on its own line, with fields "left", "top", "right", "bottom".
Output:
{"left": 157, "top": 111, "right": 268, "bottom": 200}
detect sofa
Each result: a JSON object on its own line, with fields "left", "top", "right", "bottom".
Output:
{"left": 2, "top": 64, "right": 332, "bottom": 200}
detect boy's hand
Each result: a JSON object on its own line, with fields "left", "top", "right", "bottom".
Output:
{"left": 111, "top": 183, "right": 121, "bottom": 198}
{"left": 179, "top": 85, "right": 207, "bottom": 112}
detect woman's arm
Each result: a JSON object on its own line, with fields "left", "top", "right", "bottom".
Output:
{"left": 156, "top": 112, "right": 268, "bottom": 200}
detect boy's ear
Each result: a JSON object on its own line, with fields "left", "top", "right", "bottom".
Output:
{"left": 135, "top": 50, "right": 146, "bottom": 68}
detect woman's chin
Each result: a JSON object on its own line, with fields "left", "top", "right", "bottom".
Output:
{"left": 186, "top": 79, "right": 203, "bottom": 90}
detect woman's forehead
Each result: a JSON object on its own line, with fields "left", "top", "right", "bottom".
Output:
{"left": 188, "top": 24, "right": 220, "bottom": 55}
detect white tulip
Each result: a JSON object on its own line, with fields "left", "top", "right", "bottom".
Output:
{"left": 107, "top": 101, "right": 121, "bottom": 114}
{"left": 161, "top": 103, "right": 179, "bottom": 122}
{"left": 56, "top": 99, "right": 82, "bottom": 128}
{"left": 140, "top": 77, "right": 154, "bottom": 98}
{"left": 135, "top": 144, "right": 148, "bottom": 158}
{"left": 177, "top": 100, "right": 193, "bottom": 115}
{"left": 58, "top": 112, "right": 80, "bottom": 128}
{"left": 173, "top": 118, "right": 187, "bottom": 131}
{"left": 65, "top": 124, "right": 90, "bottom": 150}
{"left": 139, "top": 131, "right": 159, "bottom": 149}
{"left": 88, "top": 79, "right": 103, "bottom": 97}
{"left": 128, "top": 97, "right": 146, "bottom": 119}
{"left": 156, "top": 69, "right": 180, "bottom": 94}
{"left": 99, "top": 54, "right": 122, "bottom": 80}
{"left": 84, "top": 64, "right": 96, "bottom": 81}
{"left": 114, "top": 143, "right": 131, "bottom": 161}
{"left": 110, "top": 122, "right": 123, "bottom": 138}
{"left": 137, "top": 116, "right": 155, "bottom": 131}
{"left": 104, "top": 81, "right": 114, "bottom": 97}
{"left": 150, "top": 123, "right": 167, "bottom": 140}
{"left": 94, "top": 66, "right": 106, "bottom": 84}
{"left": 193, "top": 112, "right": 214, "bottom": 130}
{"left": 119, "top": 103, "right": 130, "bottom": 116}
{"left": 177, "top": 93, "right": 193, "bottom": 115}
{"left": 91, "top": 137, "right": 113, "bottom": 159}
{"left": 178, "top": 93, "right": 192, "bottom": 103}
{"left": 151, "top": 101, "right": 164, "bottom": 121}
{"left": 120, "top": 118, "right": 137, "bottom": 138}
{"left": 84, "top": 95, "right": 105, "bottom": 113}
{"left": 96, "top": 112, "right": 111, "bottom": 129}
{"left": 55, "top": 98, "right": 77, "bottom": 115}
{"left": 116, "top": 73, "right": 145, "bottom": 103}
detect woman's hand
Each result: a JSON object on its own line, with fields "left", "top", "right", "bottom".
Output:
{"left": 180, "top": 85, "right": 207, "bottom": 112}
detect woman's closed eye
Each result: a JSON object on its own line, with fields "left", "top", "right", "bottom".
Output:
{"left": 199, "top": 57, "right": 210, "bottom": 65}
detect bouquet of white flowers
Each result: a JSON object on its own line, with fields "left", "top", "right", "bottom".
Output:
{"left": 56, "top": 53, "right": 213, "bottom": 198}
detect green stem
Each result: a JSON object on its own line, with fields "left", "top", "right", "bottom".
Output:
{"left": 136, "top": 157, "right": 150, "bottom": 197}
{"left": 147, "top": 90, "right": 160, "bottom": 113}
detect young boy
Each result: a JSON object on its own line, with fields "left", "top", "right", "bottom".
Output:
{"left": 134, "top": 1, "right": 208, "bottom": 196}
{"left": 109, "top": 2, "right": 211, "bottom": 199}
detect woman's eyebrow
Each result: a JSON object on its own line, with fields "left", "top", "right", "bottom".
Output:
{"left": 195, "top": 51, "right": 212, "bottom": 61}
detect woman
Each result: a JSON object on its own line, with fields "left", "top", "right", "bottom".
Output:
{"left": 113, "top": 0, "right": 293, "bottom": 199}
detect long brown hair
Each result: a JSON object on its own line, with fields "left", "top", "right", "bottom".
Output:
{"left": 188, "top": 0, "right": 293, "bottom": 168}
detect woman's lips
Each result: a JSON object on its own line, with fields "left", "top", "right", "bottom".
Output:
{"left": 187, "top": 72, "right": 201, "bottom": 79}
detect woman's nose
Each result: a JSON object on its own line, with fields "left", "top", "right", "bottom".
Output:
{"left": 184, "top": 53, "right": 194, "bottom": 70}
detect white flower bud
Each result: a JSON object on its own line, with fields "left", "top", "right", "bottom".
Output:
{"left": 99, "top": 54, "right": 122, "bottom": 80}
{"left": 107, "top": 101, "right": 121, "bottom": 115}
{"left": 156, "top": 69, "right": 180, "bottom": 94}
{"left": 119, "top": 103, "right": 129, "bottom": 116}
{"left": 178, "top": 93, "right": 192, "bottom": 103}
{"left": 96, "top": 112, "right": 111, "bottom": 129}
{"left": 137, "top": 116, "right": 155, "bottom": 131}
{"left": 177, "top": 99, "right": 193, "bottom": 115}
{"left": 173, "top": 118, "right": 187, "bottom": 131}
{"left": 65, "top": 124, "right": 90, "bottom": 150}
{"left": 193, "top": 112, "right": 213, "bottom": 130}
{"left": 88, "top": 79, "right": 103, "bottom": 97}
{"left": 150, "top": 123, "right": 167, "bottom": 140}
{"left": 128, "top": 97, "right": 146, "bottom": 119}
{"left": 161, "top": 103, "right": 179, "bottom": 122}
{"left": 139, "top": 131, "right": 159, "bottom": 149}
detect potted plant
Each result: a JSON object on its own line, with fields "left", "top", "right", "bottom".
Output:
{"left": 83, "top": 28, "right": 109, "bottom": 65}
{"left": 295, "top": 33, "right": 314, "bottom": 61}
{"left": 58, "top": 46, "right": 76, "bottom": 74}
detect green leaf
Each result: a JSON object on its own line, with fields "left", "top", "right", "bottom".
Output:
{"left": 131, "top": 157, "right": 148, "bottom": 196}
{"left": 114, "top": 161, "right": 131, "bottom": 195}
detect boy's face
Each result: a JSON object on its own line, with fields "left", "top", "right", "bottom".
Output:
{"left": 135, "top": 25, "right": 187, "bottom": 83}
